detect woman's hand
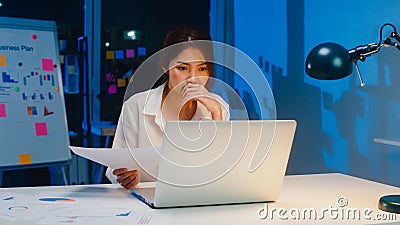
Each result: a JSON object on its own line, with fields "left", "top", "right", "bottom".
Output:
{"left": 182, "top": 81, "right": 222, "bottom": 120}
{"left": 112, "top": 168, "right": 140, "bottom": 189}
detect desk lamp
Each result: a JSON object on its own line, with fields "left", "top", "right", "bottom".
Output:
{"left": 305, "top": 23, "right": 400, "bottom": 214}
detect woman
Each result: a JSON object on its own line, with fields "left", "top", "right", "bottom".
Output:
{"left": 106, "top": 25, "right": 230, "bottom": 189}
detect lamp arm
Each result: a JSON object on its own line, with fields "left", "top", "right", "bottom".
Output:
{"left": 379, "top": 24, "right": 400, "bottom": 52}
{"left": 349, "top": 43, "right": 385, "bottom": 87}
{"left": 388, "top": 32, "right": 400, "bottom": 51}
{"left": 391, "top": 32, "right": 400, "bottom": 42}
{"left": 354, "top": 61, "right": 365, "bottom": 87}
{"left": 350, "top": 23, "right": 399, "bottom": 62}
{"left": 349, "top": 43, "right": 381, "bottom": 62}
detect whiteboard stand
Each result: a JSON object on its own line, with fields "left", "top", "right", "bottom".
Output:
{"left": 61, "top": 165, "right": 68, "bottom": 185}
{"left": 0, "top": 161, "right": 69, "bottom": 187}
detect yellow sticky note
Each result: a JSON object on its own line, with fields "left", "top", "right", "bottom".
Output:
{"left": 0, "top": 54, "right": 6, "bottom": 66}
{"left": 59, "top": 55, "right": 64, "bottom": 64}
{"left": 19, "top": 153, "right": 32, "bottom": 165}
{"left": 117, "top": 78, "right": 126, "bottom": 87}
{"left": 106, "top": 50, "right": 115, "bottom": 60}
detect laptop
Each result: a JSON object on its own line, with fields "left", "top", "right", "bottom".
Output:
{"left": 130, "top": 120, "right": 297, "bottom": 208}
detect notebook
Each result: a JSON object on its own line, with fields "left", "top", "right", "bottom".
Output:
{"left": 130, "top": 120, "right": 297, "bottom": 208}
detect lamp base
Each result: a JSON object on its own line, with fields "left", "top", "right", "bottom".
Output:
{"left": 378, "top": 195, "right": 400, "bottom": 214}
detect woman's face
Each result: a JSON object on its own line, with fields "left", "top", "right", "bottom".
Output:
{"left": 167, "top": 47, "right": 209, "bottom": 92}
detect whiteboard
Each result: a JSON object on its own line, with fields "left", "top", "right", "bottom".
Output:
{"left": 0, "top": 17, "right": 71, "bottom": 167}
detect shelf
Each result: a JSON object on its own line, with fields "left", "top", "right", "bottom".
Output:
{"left": 373, "top": 138, "right": 400, "bottom": 147}
{"left": 89, "top": 121, "right": 117, "bottom": 137}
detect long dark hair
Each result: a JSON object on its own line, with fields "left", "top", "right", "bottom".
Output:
{"left": 153, "top": 24, "right": 215, "bottom": 88}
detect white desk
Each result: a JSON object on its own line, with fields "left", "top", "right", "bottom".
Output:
{"left": 1, "top": 173, "right": 399, "bottom": 224}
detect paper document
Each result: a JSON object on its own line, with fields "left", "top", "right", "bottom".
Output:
{"left": 69, "top": 146, "right": 160, "bottom": 172}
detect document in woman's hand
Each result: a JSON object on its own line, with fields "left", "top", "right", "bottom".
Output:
{"left": 69, "top": 146, "right": 160, "bottom": 173}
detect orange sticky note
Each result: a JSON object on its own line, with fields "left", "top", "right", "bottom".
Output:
{"left": 106, "top": 50, "right": 115, "bottom": 60}
{"left": 19, "top": 153, "right": 32, "bottom": 165}
{"left": 0, "top": 54, "right": 6, "bottom": 66}
{"left": 117, "top": 78, "right": 126, "bottom": 87}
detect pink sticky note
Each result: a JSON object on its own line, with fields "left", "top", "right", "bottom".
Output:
{"left": 35, "top": 122, "right": 48, "bottom": 136}
{"left": 108, "top": 84, "right": 117, "bottom": 94}
{"left": 0, "top": 104, "right": 6, "bottom": 118}
{"left": 126, "top": 49, "right": 135, "bottom": 58}
{"left": 42, "top": 58, "right": 54, "bottom": 72}
{"left": 106, "top": 73, "right": 116, "bottom": 82}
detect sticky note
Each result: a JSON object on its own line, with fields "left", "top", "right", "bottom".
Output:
{"left": 126, "top": 49, "right": 135, "bottom": 58}
{"left": 137, "top": 47, "right": 146, "bottom": 56}
{"left": 68, "top": 65, "right": 75, "bottom": 74}
{"left": 42, "top": 58, "right": 54, "bottom": 72}
{"left": 106, "top": 50, "right": 115, "bottom": 60}
{"left": 59, "top": 55, "right": 64, "bottom": 64}
{"left": 35, "top": 122, "right": 48, "bottom": 136}
{"left": 115, "top": 50, "right": 124, "bottom": 59}
{"left": 18, "top": 154, "right": 32, "bottom": 165}
{"left": 106, "top": 73, "right": 116, "bottom": 82}
{"left": 0, "top": 104, "right": 6, "bottom": 117}
{"left": 108, "top": 84, "right": 117, "bottom": 94}
{"left": 0, "top": 54, "right": 6, "bottom": 66}
{"left": 117, "top": 78, "right": 126, "bottom": 87}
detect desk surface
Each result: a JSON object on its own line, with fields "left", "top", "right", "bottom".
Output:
{"left": 1, "top": 173, "right": 399, "bottom": 224}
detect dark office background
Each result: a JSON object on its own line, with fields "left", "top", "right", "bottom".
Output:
{"left": 0, "top": 0, "right": 211, "bottom": 187}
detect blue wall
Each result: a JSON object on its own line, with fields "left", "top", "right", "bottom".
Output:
{"left": 233, "top": 0, "right": 400, "bottom": 186}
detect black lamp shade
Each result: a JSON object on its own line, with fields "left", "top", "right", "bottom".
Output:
{"left": 305, "top": 42, "right": 353, "bottom": 80}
